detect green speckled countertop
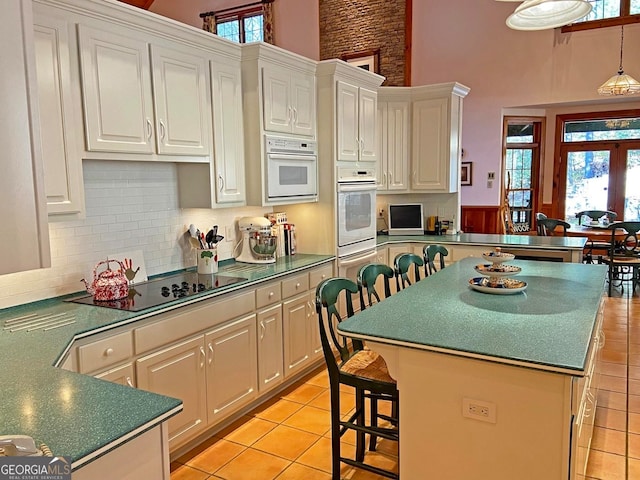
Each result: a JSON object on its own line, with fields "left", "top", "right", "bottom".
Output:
{"left": 377, "top": 232, "right": 588, "bottom": 250}
{"left": 339, "top": 257, "right": 606, "bottom": 374}
{"left": 0, "top": 254, "right": 333, "bottom": 469}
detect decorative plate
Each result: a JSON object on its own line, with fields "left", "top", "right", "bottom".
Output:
{"left": 474, "top": 264, "right": 522, "bottom": 277}
{"left": 481, "top": 251, "right": 515, "bottom": 264}
{"left": 468, "top": 277, "right": 527, "bottom": 295}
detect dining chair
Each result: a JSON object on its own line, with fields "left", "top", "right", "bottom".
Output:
{"left": 537, "top": 218, "right": 570, "bottom": 237}
{"left": 357, "top": 263, "right": 394, "bottom": 308}
{"left": 423, "top": 244, "right": 449, "bottom": 276}
{"left": 575, "top": 210, "right": 617, "bottom": 226}
{"left": 316, "top": 278, "right": 399, "bottom": 480}
{"left": 393, "top": 252, "right": 424, "bottom": 290}
{"left": 602, "top": 222, "right": 640, "bottom": 296}
{"left": 535, "top": 213, "right": 547, "bottom": 235}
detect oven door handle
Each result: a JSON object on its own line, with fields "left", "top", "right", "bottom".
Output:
{"left": 337, "top": 182, "right": 376, "bottom": 193}
{"left": 338, "top": 249, "right": 378, "bottom": 267}
{"left": 267, "top": 153, "right": 316, "bottom": 162}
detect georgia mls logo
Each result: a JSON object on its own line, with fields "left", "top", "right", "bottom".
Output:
{"left": 0, "top": 456, "right": 71, "bottom": 480}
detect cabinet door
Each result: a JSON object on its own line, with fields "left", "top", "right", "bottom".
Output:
{"left": 151, "top": 45, "right": 210, "bottom": 156}
{"left": 290, "top": 72, "right": 316, "bottom": 137}
{"left": 358, "top": 87, "right": 378, "bottom": 163}
{"left": 376, "top": 102, "right": 388, "bottom": 190}
{"left": 336, "top": 81, "right": 360, "bottom": 162}
{"left": 136, "top": 336, "right": 207, "bottom": 445}
{"left": 0, "top": 0, "right": 50, "bottom": 275}
{"left": 78, "top": 25, "right": 154, "bottom": 153}
{"left": 205, "top": 314, "right": 258, "bottom": 423}
{"left": 33, "top": 16, "right": 83, "bottom": 216}
{"left": 387, "top": 101, "right": 410, "bottom": 191}
{"left": 257, "top": 305, "right": 283, "bottom": 393}
{"left": 411, "top": 97, "right": 451, "bottom": 192}
{"left": 283, "top": 293, "right": 312, "bottom": 377}
{"left": 95, "top": 363, "right": 135, "bottom": 387}
{"left": 262, "top": 67, "right": 292, "bottom": 134}
{"left": 210, "top": 61, "right": 246, "bottom": 204}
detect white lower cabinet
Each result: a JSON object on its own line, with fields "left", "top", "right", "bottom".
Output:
{"left": 283, "top": 293, "right": 312, "bottom": 378}
{"left": 257, "top": 304, "right": 284, "bottom": 393}
{"left": 136, "top": 336, "right": 208, "bottom": 446}
{"left": 205, "top": 314, "right": 258, "bottom": 423}
{"left": 95, "top": 363, "right": 135, "bottom": 387}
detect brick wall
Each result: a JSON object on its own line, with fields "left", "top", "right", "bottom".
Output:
{"left": 319, "top": 0, "right": 406, "bottom": 86}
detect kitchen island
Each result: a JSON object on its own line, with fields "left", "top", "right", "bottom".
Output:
{"left": 378, "top": 232, "right": 588, "bottom": 262}
{"left": 338, "top": 258, "right": 606, "bottom": 480}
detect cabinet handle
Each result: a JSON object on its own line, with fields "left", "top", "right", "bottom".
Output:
{"left": 260, "top": 321, "right": 266, "bottom": 340}
{"left": 125, "top": 376, "right": 133, "bottom": 388}
{"left": 218, "top": 174, "right": 224, "bottom": 192}
{"left": 289, "top": 106, "right": 293, "bottom": 122}
{"left": 159, "top": 120, "right": 166, "bottom": 141}
{"left": 268, "top": 291, "right": 274, "bottom": 298}
{"left": 383, "top": 172, "right": 387, "bottom": 184}
{"left": 146, "top": 118, "right": 152, "bottom": 139}
{"left": 199, "top": 346, "right": 205, "bottom": 368}
{"left": 307, "top": 301, "right": 314, "bottom": 318}
{"left": 104, "top": 348, "right": 114, "bottom": 357}
{"left": 292, "top": 107, "right": 297, "bottom": 123}
{"left": 208, "top": 343, "right": 214, "bottom": 365}
{"left": 296, "top": 282, "right": 301, "bottom": 289}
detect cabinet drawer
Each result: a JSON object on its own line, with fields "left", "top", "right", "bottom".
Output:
{"left": 256, "top": 282, "right": 282, "bottom": 309}
{"left": 282, "top": 273, "right": 309, "bottom": 299}
{"left": 78, "top": 331, "right": 133, "bottom": 374}
{"left": 135, "top": 290, "right": 255, "bottom": 354}
{"left": 309, "top": 264, "right": 333, "bottom": 291}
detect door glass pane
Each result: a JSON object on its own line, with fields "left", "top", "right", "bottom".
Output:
{"left": 345, "top": 193, "right": 372, "bottom": 231}
{"left": 565, "top": 150, "right": 610, "bottom": 223}
{"left": 625, "top": 149, "right": 640, "bottom": 221}
{"left": 564, "top": 118, "right": 640, "bottom": 142}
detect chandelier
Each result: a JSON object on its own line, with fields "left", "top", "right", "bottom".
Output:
{"left": 504, "top": 0, "right": 592, "bottom": 31}
{"left": 597, "top": 26, "right": 640, "bottom": 96}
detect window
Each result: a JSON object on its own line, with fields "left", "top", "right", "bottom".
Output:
{"left": 562, "top": 0, "right": 640, "bottom": 31}
{"left": 216, "top": 7, "right": 264, "bottom": 44}
{"left": 555, "top": 111, "right": 640, "bottom": 222}
{"left": 502, "top": 118, "right": 544, "bottom": 233}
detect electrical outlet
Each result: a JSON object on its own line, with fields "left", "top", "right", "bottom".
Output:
{"left": 462, "top": 398, "right": 496, "bottom": 424}
{"left": 224, "top": 225, "right": 234, "bottom": 243}
{"left": 378, "top": 208, "right": 385, "bottom": 218}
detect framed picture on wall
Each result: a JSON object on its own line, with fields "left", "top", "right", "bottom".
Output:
{"left": 341, "top": 49, "right": 380, "bottom": 74}
{"left": 461, "top": 162, "right": 473, "bottom": 186}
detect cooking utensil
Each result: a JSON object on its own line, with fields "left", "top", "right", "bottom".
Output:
{"left": 213, "top": 234, "right": 224, "bottom": 244}
{"left": 81, "top": 259, "right": 129, "bottom": 301}
{"left": 205, "top": 229, "right": 214, "bottom": 246}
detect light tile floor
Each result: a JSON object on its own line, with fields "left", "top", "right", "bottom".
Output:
{"left": 171, "top": 285, "right": 638, "bottom": 480}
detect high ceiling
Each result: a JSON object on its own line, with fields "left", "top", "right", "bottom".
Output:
{"left": 118, "top": 0, "right": 154, "bottom": 9}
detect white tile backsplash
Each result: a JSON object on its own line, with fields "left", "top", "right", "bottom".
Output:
{"left": 0, "top": 160, "right": 271, "bottom": 310}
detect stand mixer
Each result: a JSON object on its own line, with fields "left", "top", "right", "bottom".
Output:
{"left": 236, "top": 217, "right": 277, "bottom": 264}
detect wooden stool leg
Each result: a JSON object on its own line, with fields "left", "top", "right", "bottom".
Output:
{"left": 330, "top": 386, "right": 342, "bottom": 480}
{"left": 369, "top": 396, "right": 378, "bottom": 451}
{"left": 355, "top": 387, "right": 366, "bottom": 462}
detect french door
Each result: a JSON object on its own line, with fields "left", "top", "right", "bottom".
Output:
{"left": 559, "top": 141, "right": 640, "bottom": 222}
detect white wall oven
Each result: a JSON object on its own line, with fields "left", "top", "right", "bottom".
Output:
{"left": 337, "top": 167, "right": 377, "bottom": 258}
{"left": 266, "top": 135, "right": 317, "bottom": 201}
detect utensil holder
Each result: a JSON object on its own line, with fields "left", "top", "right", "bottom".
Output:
{"left": 197, "top": 248, "right": 218, "bottom": 274}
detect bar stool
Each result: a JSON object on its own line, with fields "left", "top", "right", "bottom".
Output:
{"left": 393, "top": 252, "right": 423, "bottom": 290}
{"left": 316, "top": 278, "right": 399, "bottom": 480}
{"left": 357, "top": 263, "right": 394, "bottom": 307}
{"left": 423, "top": 244, "right": 449, "bottom": 276}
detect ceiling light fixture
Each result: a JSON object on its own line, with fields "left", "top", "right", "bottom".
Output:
{"left": 597, "top": 26, "right": 640, "bottom": 96}
{"left": 506, "top": 0, "right": 592, "bottom": 31}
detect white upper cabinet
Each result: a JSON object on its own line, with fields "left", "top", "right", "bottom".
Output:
{"left": 78, "top": 25, "right": 210, "bottom": 157}
{"left": 337, "top": 81, "right": 378, "bottom": 163}
{"left": 78, "top": 25, "right": 155, "bottom": 154}
{"left": 411, "top": 83, "right": 469, "bottom": 193}
{"left": 33, "top": 13, "right": 84, "bottom": 217}
{"left": 150, "top": 46, "right": 210, "bottom": 156}
{"left": 377, "top": 97, "right": 410, "bottom": 192}
{"left": 210, "top": 59, "right": 245, "bottom": 204}
{"left": 262, "top": 66, "right": 315, "bottom": 137}
{"left": 0, "top": 0, "right": 50, "bottom": 275}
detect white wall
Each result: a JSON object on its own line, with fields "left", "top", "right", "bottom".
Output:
{"left": 0, "top": 161, "right": 269, "bottom": 309}
{"left": 411, "top": 0, "right": 640, "bottom": 206}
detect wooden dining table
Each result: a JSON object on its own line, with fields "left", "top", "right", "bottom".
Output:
{"left": 565, "top": 224, "right": 626, "bottom": 243}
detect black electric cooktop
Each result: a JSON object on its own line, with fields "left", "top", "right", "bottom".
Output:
{"left": 68, "top": 272, "right": 247, "bottom": 312}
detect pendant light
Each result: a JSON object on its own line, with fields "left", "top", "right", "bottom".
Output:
{"left": 506, "top": 0, "right": 592, "bottom": 31}
{"left": 597, "top": 26, "right": 640, "bottom": 96}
